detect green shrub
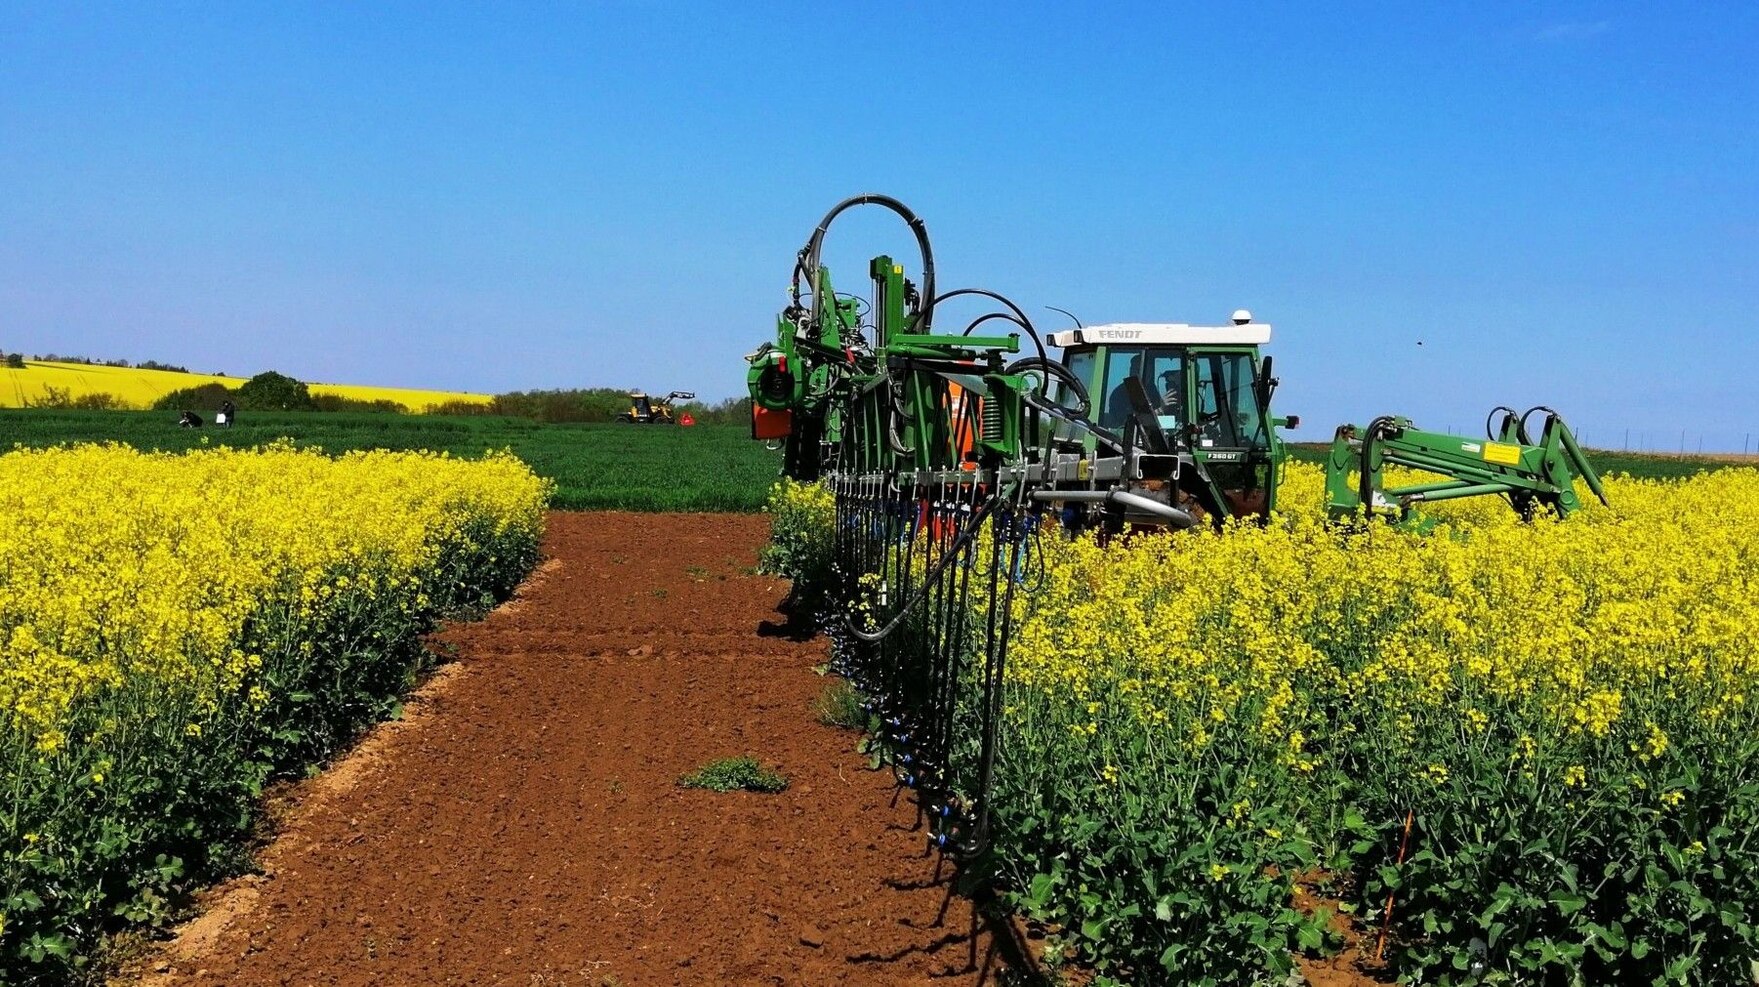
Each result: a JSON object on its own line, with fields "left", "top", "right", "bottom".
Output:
{"left": 23, "top": 386, "right": 128, "bottom": 410}
{"left": 151, "top": 382, "right": 234, "bottom": 411}
{"left": 425, "top": 399, "right": 499, "bottom": 416}
{"left": 310, "top": 393, "right": 406, "bottom": 414}
{"left": 235, "top": 371, "right": 316, "bottom": 411}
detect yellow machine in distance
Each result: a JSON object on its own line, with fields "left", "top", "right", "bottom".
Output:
{"left": 616, "top": 390, "right": 695, "bottom": 424}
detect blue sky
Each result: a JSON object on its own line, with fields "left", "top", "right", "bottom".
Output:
{"left": 2, "top": 2, "right": 1754, "bottom": 449}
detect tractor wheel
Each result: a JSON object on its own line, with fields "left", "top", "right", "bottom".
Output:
{"left": 615, "top": 414, "right": 633, "bottom": 423}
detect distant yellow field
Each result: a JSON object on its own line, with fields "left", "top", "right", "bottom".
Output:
{"left": 0, "top": 361, "right": 492, "bottom": 413}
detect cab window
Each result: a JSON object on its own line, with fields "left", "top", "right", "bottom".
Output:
{"left": 1100, "top": 347, "right": 1184, "bottom": 429}
{"left": 1058, "top": 349, "right": 1096, "bottom": 414}
{"left": 1192, "top": 351, "right": 1266, "bottom": 448}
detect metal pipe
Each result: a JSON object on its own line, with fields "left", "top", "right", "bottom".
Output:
{"left": 1030, "top": 488, "right": 1196, "bottom": 529}
{"left": 1404, "top": 482, "right": 1516, "bottom": 503}
{"left": 1386, "top": 478, "right": 1487, "bottom": 496}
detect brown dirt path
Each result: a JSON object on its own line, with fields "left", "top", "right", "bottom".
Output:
{"left": 137, "top": 512, "right": 1015, "bottom": 987}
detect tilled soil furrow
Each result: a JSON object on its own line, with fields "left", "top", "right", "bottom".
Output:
{"left": 141, "top": 512, "right": 1008, "bottom": 987}
{"left": 446, "top": 631, "right": 825, "bottom": 661}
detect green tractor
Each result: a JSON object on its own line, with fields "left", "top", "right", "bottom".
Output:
{"left": 743, "top": 193, "right": 1608, "bottom": 530}
{"left": 1032, "top": 314, "right": 1298, "bottom": 529}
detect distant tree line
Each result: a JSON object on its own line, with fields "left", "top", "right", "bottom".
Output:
{"left": 21, "top": 386, "right": 128, "bottom": 410}
{"left": 156, "top": 376, "right": 761, "bottom": 422}
{"left": 159, "top": 377, "right": 761, "bottom": 420}
{"left": 6, "top": 357, "right": 753, "bottom": 423}
{"left": 16, "top": 353, "right": 194, "bottom": 373}
{"left": 429, "top": 389, "right": 751, "bottom": 424}
{"left": 155, "top": 372, "right": 405, "bottom": 413}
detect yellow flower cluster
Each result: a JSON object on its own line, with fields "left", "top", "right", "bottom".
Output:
{"left": 758, "top": 479, "right": 837, "bottom": 593}
{"left": 767, "top": 477, "right": 836, "bottom": 516}
{"left": 773, "top": 463, "right": 1759, "bottom": 979}
{"left": 0, "top": 443, "right": 549, "bottom": 750}
{"left": 1007, "top": 462, "right": 1759, "bottom": 792}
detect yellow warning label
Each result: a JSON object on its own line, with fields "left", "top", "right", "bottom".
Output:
{"left": 1482, "top": 442, "right": 1521, "bottom": 465}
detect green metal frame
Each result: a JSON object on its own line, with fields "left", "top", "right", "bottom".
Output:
{"left": 748, "top": 254, "right": 1025, "bottom": 479}
{"left": 1325, "top": 412, "right": 1608, "bottom": 522}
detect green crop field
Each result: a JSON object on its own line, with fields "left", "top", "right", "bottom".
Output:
{"left": 0, "top": 409, "right": 782, "bottom": 512}
{"left": 0, "top": 411, "right": 1735, "bottom": 516}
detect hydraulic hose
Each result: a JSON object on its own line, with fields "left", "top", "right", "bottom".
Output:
{"left": 936, "top": 288, "right": 1049, "bottom": 379}
{"left": 795, "top": 194, "right": 937, "bottom": 337}
{"left": 1005, "top": 356, "right": 1091, "bottom": 419}
{"left": 959, "top": 312, "right": 1053, "bottom": 399}
{"left": 1521, "top": 405, "right": 1560, "bottom": 446}
{"left": 1485, "top": 405, "right": 1521, "bottom": 441}
{"left": 1360, "top": 416, "right": 1398, "bottom": 517}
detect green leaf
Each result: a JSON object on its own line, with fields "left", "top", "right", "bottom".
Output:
{"left": 1551, "top": 891, "right": 1587, "bottom": 916}
{"left": 1027, "top": 872, "right": 1056, "bottom": 912}
{"left": 1159, "top": 943, "right": 1186, "bottom": 969}
{"left": 1586, "top": 921, "right": 1627, "bottom": 949}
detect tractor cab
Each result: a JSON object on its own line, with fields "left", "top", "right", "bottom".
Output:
{"left": 1046, "top": 315, "right": 1296, "bottom": 521}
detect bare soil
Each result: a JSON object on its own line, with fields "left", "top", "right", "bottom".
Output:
{"left": 133, "top": 513, "right": 1017, "bottom": 987}
{"left": 127, "top": 510, "right": 1393, "bottom": 987}
{"left": 1293, "top": 878, "right": 1389, "bottom": 987}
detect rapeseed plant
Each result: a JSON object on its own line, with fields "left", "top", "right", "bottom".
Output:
{"left": 0, "top": 443, "right": 548, "bottom": 980}
{"left": 771, "top": 463, "right": 1759, "bottom": 984}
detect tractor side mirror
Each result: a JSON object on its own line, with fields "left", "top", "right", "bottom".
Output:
{"left": 1283, "top": 415, "right": 1300, "bottom": 430}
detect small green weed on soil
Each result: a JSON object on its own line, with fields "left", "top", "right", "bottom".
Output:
{"left": 677, "top": 756, "right": 789, "bottom": 793}
{"left": 811, "top": 679, "right": 867, "bottom": 731}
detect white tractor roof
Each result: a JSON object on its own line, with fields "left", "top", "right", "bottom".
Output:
{"left": 1047, "top": 322, "right": 1272, "bottom": 347}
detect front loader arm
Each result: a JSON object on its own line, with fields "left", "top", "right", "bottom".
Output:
{"left": 1325, "top": 409, "right": 1608, "bottom": 522}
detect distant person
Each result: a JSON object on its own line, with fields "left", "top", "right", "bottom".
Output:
{"left": 217, "top": 399, "right": 236, "bottom": 427}
{"left": 178, "top": 410, "right": 204, "bottom": 428}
